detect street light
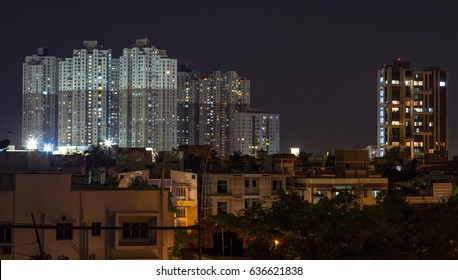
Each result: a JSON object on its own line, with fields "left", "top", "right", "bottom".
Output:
{"left": 43, "top": 143, "right": 53, "bottom": 152}
{"left": 27, "top": 138, "right": 37, "bottom": 150}
{"left": 104, "top": 140, "right": 112, "bottom": 147}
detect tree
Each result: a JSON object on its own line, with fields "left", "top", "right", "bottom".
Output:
{"left": 84, "top": 143, "right": 115, "bottom": 169}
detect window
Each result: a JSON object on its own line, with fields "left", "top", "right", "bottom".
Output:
{"left": 313, "top": 190, "right": 325, "bottom": 201}
{"left": 245, "top": 199, "right": 260, "bottom": 209}
{"left": 56, "top": 223, "right": 73, "bottom": 240}
{"left": 0, "top": 225, "right": 12, "bottom": 254}
{"left": 176, "top": 208, "right": 186, "bottom": 218}
{"left": 91, "top": 222, "right": 101, "bottom": 237}
{"left": 121, "top": 217, "right": 157, "bottom": 246}
{"left": 0, "top": 225, "right": 12, "bottom": 243}
{"left": 372, "top": 190, "right": 381, "bottom": 198}
{"left": 217, "top": 180, "right": 228, "bottom": 194}
{"left": 176, "top": 187, "right": 187, "bottom": 198}
{"left": 217, "top": 202, "right": 228, "bottom": 214}
{"left": 272, "top": 180, "right": 283, "bottom": 194}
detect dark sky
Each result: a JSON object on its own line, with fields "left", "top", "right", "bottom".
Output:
{"left": 1, "top": 0, "right": 457, "bottom": 156}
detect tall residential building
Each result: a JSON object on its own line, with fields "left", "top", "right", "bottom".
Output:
{"left": 177, "top": 66, "right": 252, "bottom": 158}
{"left": 153, "top": 49, "right": 177, "bottom": 152}
{"left": 23, "top": 41, "right": 275, "bottom": 155}
{"left": 119, "top": 39, "right": 177, "bottom": 152}
{"left": 22, "top": 48, "right": 59, "bottom": 149}
{"left": 231, "top": 110, "right": 280, "bottom": 156}
{"left": 58, "top": 41, "right": 113, "bottom": 147}
{"left": 108, "top": 58, "right": 120, "bottom": 145}
{"left": 177, "top": 65, "right": 199, "bottom": 146}
{"left": 119, "top": 39, "right": 154, "bottom": 148}
{"left": 377, "top": 60, "right": 448, "bottom": 162}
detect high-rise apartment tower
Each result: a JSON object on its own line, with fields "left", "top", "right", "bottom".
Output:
{"left": 22, "top": 48, "right": 59, "bottom": 149}
{"left": 377, "top": 60, "right": 448, "bottom": 162}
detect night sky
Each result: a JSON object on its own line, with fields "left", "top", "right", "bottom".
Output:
{"left": 1, "top": 1, "right": 457, "bottom": 156}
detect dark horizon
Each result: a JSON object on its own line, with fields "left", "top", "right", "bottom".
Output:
{"left": 1, "top": 1, "right": 458, "bottom": 157}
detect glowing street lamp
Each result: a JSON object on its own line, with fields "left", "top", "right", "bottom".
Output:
{"left": 43, "top": 143, "right": 53, "bottom": 152}
{"left": 274, "top": 239, "right": 280, "bottom": 247}
{"left": 27, "top": 138, "right": 38, "bottom": 150}
{"left": 104, "top": 140, "right": 112, "bottom": 147}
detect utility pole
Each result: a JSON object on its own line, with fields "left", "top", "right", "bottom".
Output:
{"left": 31, "top": 212, "right": 44, "bottom": 259}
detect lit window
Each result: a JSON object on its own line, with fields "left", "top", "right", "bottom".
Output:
{"left": 440, "top": 81, "right": 446, "bottom": 87}
{"left": 176, "top": 208, "right": 186, "bottom": 218}
{"left": 176, "top": 187, "right": 187, "bottom": 198}
{"left": 372, "top": 190, "right": 381, "bottom": 198}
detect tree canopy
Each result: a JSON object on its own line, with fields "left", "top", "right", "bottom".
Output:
{"left": 213, "top": 190, "right": 458, "bottom": 259}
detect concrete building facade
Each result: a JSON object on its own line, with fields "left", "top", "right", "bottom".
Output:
{"left": 0, "top": 173, "right": 173, "bottom": 260}
{"left": 204, "top": 173, "right": 287, "bottom": 217}
{"left": 22, "top": 48, "right": 59, "bottom": 149}
{"left": 58, "top": 41, "right": 112, "bottom": 147}
{"left": 377, "top": 60, "right": 448, "bottom": 162}
{"left": 231, "top": 111, "right": 280, "bottom": 156}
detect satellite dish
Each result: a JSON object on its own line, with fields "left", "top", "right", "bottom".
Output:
{"left": 0, "top": 139, "right": 10, "bottom": 151}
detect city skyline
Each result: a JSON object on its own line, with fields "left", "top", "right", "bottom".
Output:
{"left": 20, "top": 40, "right": 280, "bottom": 156}
{"left": 2, "top": 1, "right": 458, "bottom": 156}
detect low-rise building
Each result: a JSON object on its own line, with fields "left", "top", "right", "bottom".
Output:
{"left": 406, "top": 183, "right": 453, "bottom": 205}
{"left": 204, "top": 173, "right": 287, "bottom": 216}
{"left": 287, "top": 177, "right": 389, "bottom": 207}
{"left": 0, "top": 173, "right": 173, "bottom": 260}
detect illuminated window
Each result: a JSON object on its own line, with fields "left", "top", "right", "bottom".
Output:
{"left": 392, "top": 80, "right": 400, "bottom": 84}
{"left": 392, "top": 107, "right": 400, "bottom": 112}
{"left": 176, "top": 208, "right": 186, "bottom": 218}
{"left": 372, "top": 190, "right": 381, "bottom": 199}
{"left": 440, "top": 81, "right": 446, "bottom": 87}
{"left": 176, "top": 187, "right": 187, "bottom": 198}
